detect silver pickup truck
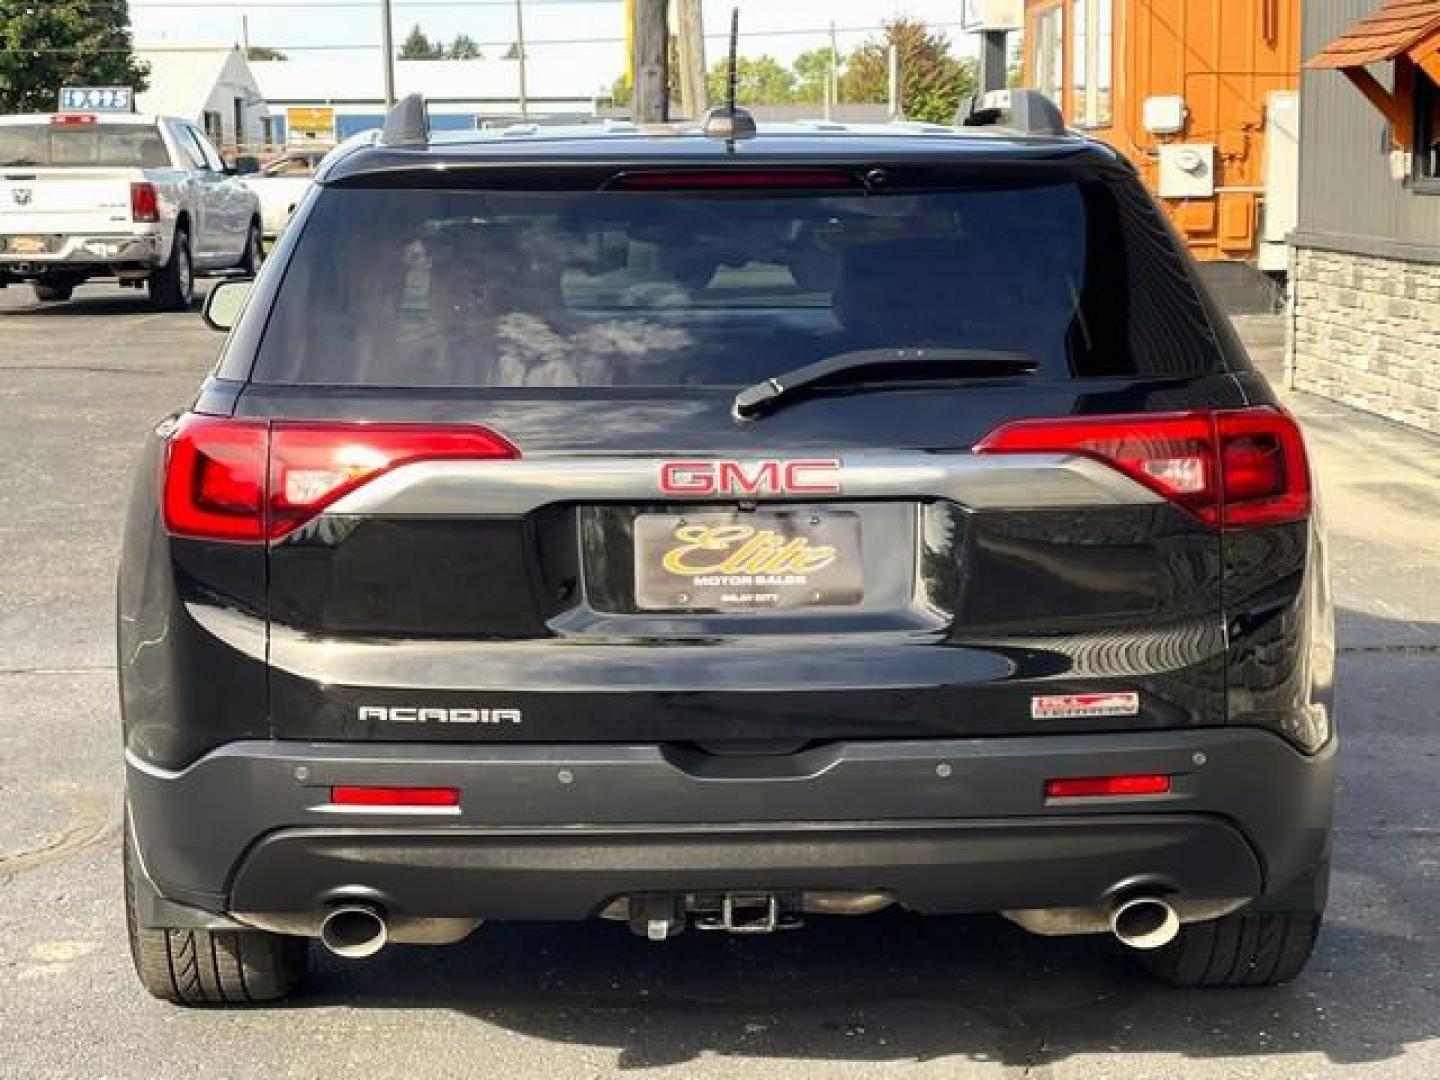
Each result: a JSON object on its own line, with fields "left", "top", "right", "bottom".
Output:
{"left": 0, "top": 112, "right": 262, "bottom": 309}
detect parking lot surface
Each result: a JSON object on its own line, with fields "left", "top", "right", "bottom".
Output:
{"left": 0, "top": 286, "right": 1436, "bottom": 1079}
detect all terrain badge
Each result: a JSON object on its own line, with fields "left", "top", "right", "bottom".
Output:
{"left": 1030, "top": 692, "right": 1141, "bottom": 720}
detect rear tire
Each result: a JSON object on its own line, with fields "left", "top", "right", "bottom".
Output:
{"left": 124, "top": 822, "right": 307, "bottom": 1005}
{"left": 32, "top": 280, "right": 74, "bottom": 302}
{"left": 148, "top": 227, "right": 194, "bottom": 311}
{"left": 1137, "top": 909, "right": 1322, "bottom": 987}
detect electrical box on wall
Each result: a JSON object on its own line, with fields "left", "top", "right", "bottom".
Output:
{"left": 1143, "top": 96, "right": 1188, "bottom": 135}
{"left": 1158, "top": 144, "right": 1216, "bottom": 198}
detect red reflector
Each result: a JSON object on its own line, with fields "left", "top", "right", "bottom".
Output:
{"left": 130, "top": 182, "right": 159, "bottom": 223}
{"left": 331, "top": 786, "right": 460, "bottom": 807}
{"left": 161, "top": 415, "right": 519, "bottom": 543}
{"left": 611, "top": 169, "right": 859, "bottom": 191}
{"left": 51, "top": 113, "right": 96, "bottom": 125}
{"left": 1045, "top": 774, "right": 1171, "bottom": 798}
{"left": 974, "top": 407, "right": 1311, "bottom": 528}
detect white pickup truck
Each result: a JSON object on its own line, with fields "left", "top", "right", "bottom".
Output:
{"left": 0, "top": 112, "right": 262, "bottom": 309}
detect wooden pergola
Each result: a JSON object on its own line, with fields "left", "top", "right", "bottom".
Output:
{"left": 1308, "top": 0, "right": 1440, "bottom": 149}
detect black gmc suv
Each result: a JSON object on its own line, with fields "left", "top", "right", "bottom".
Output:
{"left": 118, "top": 92, "right": 1335, "bottom": 1005}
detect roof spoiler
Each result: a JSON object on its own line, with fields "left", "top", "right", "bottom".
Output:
{"left": 959, "top": 89, "right": 1067, "bottom": 137}
{"left": 380, "top": 93, "right": 430, "bottom": 147}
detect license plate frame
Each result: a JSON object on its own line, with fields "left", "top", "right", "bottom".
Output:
{"left": 633, "top": 509, "right": 864, "bottom": 612}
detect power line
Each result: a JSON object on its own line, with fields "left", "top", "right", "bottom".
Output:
{"left": 2, "top": 20, "right": 970, "bottom": 54}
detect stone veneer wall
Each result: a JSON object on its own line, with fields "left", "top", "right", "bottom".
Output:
{"left": 1288, "top": 246, "right": 1440, "bottom": 435}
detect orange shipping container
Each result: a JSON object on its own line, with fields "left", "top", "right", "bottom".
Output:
{"left": 1022, "top": 0, "right": 1301, "bottom": 270}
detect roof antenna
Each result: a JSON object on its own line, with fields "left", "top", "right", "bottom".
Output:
{"left": 702, "top": 7, "right": 757, "bottom": 144}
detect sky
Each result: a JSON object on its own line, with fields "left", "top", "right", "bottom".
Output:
{"left": 132, "top": 0, "right": 984, "bottom": 93}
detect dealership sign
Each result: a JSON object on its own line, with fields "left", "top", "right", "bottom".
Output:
{"left": 961, "top": 0, "right": 1024, "bottom": 31}
{"left": 58, "top": 86, "right": 134, "bottom": 112}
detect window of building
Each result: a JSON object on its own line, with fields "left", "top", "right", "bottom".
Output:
{"left": 1071, "top": 0, "right": 1113, "bottom": 128}
{"left": 1031, "top": 5, "right": 1064, "bottom": 104}
{"left": 202, "top": 110, "right": 224, "bottom": 146}
{"left": 1415, "top": 66, "right": 1440, "bottom": 189}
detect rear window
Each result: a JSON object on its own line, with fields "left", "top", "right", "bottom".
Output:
{"left": 252, "top": 179, "right": 1223, "bottom": 388}
{"left": 0, "top": 123, "right": 170, "bottom": 168}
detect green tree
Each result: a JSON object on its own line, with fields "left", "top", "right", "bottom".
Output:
{"left": 706, "top": 54, "right": 795, "bottom": 107}
{"left": 840, "top": 18, "right": 976, "bottom": 124}
{"left": 246, "top": 46, "right": 287, "bottom": 62}
{"left": 0, "top": 0, "right": 149, "bottom": 113}
{"left": 607, "top": 74, "right": 632, "bottom": 108}
{"left": 791, "top": 46, "right": 840, "bottom": 106}
{"left": 447, "top": 34, "right": 482, "bottom": 60}
{"left": 399, "top": 24, "right": 443, "bottom": 60}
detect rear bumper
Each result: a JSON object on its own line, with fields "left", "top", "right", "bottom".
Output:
{"left": 126, "top": 728, "right": 1335, "bottom": 925}
{"left": 0, "top": 231, "right": 162, "bottom": 272}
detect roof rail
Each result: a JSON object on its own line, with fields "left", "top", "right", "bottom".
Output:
{"left": 959, "top": 89, "right": 1067, "bottom": 138}
{"left": 380, "top": 93, "right": 430, "bottom": 147}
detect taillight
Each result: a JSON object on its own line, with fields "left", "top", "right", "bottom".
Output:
{"left": 162, "top": 416, "right": 267, "bottom": 542}
{"left": 974, "top": 407, "right": 1311, "bottom": 528}
{"left": 51, "top": 113, "right": 96, "bottom": 126}
{"left": 1045, "top": 774, "right": 1172, "bottom": 799}
{"left": 130, "top": 182, "right": 159, "bottom": 223}
{"left": 162, "top": 415, "right": 518, "bottom": 543}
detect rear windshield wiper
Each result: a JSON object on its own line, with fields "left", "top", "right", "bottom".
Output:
{"left": 733, "top": 347, "right": 1036, "bottom": 419}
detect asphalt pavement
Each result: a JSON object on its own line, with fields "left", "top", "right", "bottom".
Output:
{"left": 0, "top": 284, "right": 1436, "bottom": 1079}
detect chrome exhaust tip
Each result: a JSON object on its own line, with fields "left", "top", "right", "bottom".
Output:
{"left": 319, "top": 905, "right": 389, "bottom": 959}
{"left": 1110, "top": 896, "right": 1180, "bottom": 951}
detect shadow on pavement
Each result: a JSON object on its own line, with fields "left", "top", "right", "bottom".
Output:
{"left": 292, "top": 910, "right": 1432, "bottom": 1071}
{"left": 0, "top": 289, "right": 205, "bottom": 318}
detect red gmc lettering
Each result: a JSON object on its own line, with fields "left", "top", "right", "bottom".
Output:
{"left": 658, "top": 459, "right": 842, "bottom": 496}
{"left": 716, "top": 461, "right": 780, "bottom": 494}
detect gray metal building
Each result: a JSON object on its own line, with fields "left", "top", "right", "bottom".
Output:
{"left": 1287, "top": 0, "right": 1440, "bottom": 434}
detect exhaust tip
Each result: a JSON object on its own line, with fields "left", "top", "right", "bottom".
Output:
{"left": 1110, "top": 896, "right": 1180, "bottom": 951}
{"left": 319, "top": 905, "right": 388, "bottom": 959}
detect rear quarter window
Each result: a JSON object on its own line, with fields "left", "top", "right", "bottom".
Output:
{"left": 249, "top": 175, "right": 1224, "bottom": 388}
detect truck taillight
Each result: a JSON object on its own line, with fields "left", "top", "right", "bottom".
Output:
{"left": 975, "top": 407, "right": 1311, "bottom": 528}
{"left": 162, "top": 415, "right": 519, "bottom": 543}
{"left": 130, "top": 182, "right": 160, "bottom": 223}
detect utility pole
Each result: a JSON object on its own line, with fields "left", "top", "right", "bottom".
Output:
{"left": 675, "top": 0, "right": 707, "bottom": 118}
{"left": 826, "top": 20, "right": 838, "bottom": 119}
{"left": 514, "top": 0, "right": 530, "bottom": 120}
{"left": 631, "top": 0, "right": 669, "bottom": 122}
{"left": 887, "top": 41, "right": 900, "bottom": 120}
{"left": 241, "top": 15, "right": 250, "bottom": 55}
{"left": 380, "top": 0, "right": 396, "bottom": 108}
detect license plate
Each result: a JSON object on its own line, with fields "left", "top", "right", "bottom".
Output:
{"left": 7, "top": 236, "right": 48, "bottom": 255}
{"left": 634, "top": 511, "right": 863, "bottom": 611}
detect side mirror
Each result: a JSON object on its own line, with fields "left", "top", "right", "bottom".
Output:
{"left": 203, "top": 278, "right": 253, "bottom": 332}
{"left": 233, "top": 155, "right": 261, "bottom": 176}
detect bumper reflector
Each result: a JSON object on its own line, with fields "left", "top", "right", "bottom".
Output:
{"left": 330, "top": 786, "right": 460, "bottom": 807}
{"left": 1044, "top": 774, "right": 1171, "bottom": 799}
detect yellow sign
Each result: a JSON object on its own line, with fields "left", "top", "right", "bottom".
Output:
{"left": 660, "top": 523, "right": 839, "bottom": 577}
{"left": 286, "top": 107, "right": 335, "bottom": 140}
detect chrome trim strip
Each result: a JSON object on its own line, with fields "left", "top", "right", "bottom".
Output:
{"left": 320, "top": 453, "right": 1162, "bottom": 517}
